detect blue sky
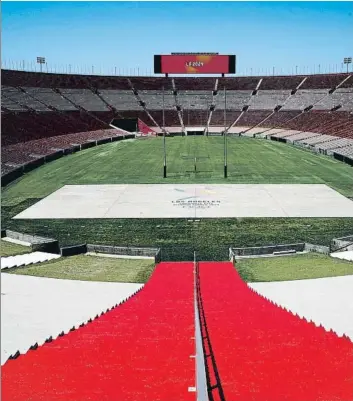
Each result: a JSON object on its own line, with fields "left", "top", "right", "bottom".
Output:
{"left": 1, "top": 1, "right": 353, "bottom": 75}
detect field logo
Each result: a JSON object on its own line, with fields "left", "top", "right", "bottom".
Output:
{"left": 172, "top": 187, "right": 220, "bottom": 209}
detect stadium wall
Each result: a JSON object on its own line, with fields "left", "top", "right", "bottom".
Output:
{"left": 87, "top": 244, "right": 159, "bottom": 259}
{"left": 231, "top": 243, "right": 306, "bottom": 257}
{"left": 331, "top": 235, "right": 353, "bottom": 252}
{"left": 3, "top": 229, "right": 60, "bottom": 254}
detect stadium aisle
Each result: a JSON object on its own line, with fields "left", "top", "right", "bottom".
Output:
{"left": 197, "top": 261, "right": 353, "bottom": 401}
{"left": 1, "top": 262, "right": 195, "bottom": 401}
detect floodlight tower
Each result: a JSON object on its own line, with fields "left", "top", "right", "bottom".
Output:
{"left": 343, "top": 57, "right": 352, "bottom": 73}
{"left": 36, "top": 57, "right": 46, "bottom": 72}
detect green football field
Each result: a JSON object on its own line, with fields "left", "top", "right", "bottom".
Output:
{"left": 2, "top": 136, "right": 353, "bottom": 204}
{"left": 2, "top": 136, "right": 353, "bottom": 260}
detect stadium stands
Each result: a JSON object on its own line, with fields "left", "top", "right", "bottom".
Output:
{"left": 278, "top": 111, "right": 353, "bottom": 138}
{"left": 284, "top": 131, "right": 321, "bottom": 143}
{"left": 1, "top": 70, "right": 353, "bottom": 181}
{"left": 333, "top": 145, "right": 353, "bottom": 157}
{"left": 299, "top": 134, "right": 341, "bottom": 145}
{"left": 250, "top": 90, "right": 291, "bottom": 110}
{"left": 138, "top": 90, "right": 175, "bottom": 110}
{"left": 1, "top": 110, "right": 111, "bottom": 146}
{"left": 1, "top": 129, "right": 128, "bottom": 173}
{"left": 211, "top": 110, "right": 243, "bottom": 126}
{"left": 315, "top": 138, "right": 353, "bottom": 151}
{"left": 99, "top": 90, "right": 141, "bottom": 110}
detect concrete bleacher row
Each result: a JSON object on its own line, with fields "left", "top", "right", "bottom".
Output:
{"left": 2, "top": 109, "right": 352, "bottom": 148}
{"left": 269, "top": 130, "right": 353, "bottom": 163}
{"left": 318, "top": 138, "right": 353, "bottom": 150}
{"left": 1, "top": 110, "right": 116, "bottom": 146}
{"left": 3, "top": 86, "right": 353, "bottom": 113}
{"left": 215, "top": 89, "right": 351, "bottom": 111}
{"left": 332, "top": 145, "right": 353, "bottom": 157}
{"left": 4, "top": 107, "right": 351, "bottom": 147}
{"left": 281, "top": 111, "right": 353, "bottom": 139}
{"left": 2, "top": 70, "right": 352, "bottom": 114}
{"left": 3, "top": 70, "right": 352, "bottom": 91}
{"left": 300, "top": 134, "right": 339, "bottom": 145}
{"left": 2, "top": 128, "right": 124, "bottom": 162}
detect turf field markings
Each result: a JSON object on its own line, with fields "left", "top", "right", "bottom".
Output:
{"left": 322, "top": 157, "right": 340, "bottom": 164}
{"left": 303, "top": 159, "right": 315, "bottom": 166}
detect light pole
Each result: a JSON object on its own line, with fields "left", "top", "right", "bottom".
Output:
{"left": 36, "top": 57, "right": 45, "bottom": 72}
{"left": 187, "top": 102, "right": 195, "bottom": 131}
{"left": 188, "top": 100, "right": 190, "bottom": 127}
{"left": 162, "top": 86, "right": 167, "bottom": 178}
{"left": 344, "top": 57, "right": 352, "bottom": 73}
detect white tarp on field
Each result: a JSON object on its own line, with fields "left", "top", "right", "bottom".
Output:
{"left": 14, "top": 184, "right": 353, "bottom": 219}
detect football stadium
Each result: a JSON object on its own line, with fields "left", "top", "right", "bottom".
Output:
{"left": 1, "top": 2, "right": 353, "bottom": 400}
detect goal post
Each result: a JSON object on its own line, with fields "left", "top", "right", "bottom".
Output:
{"left": 223, "top": 86, "right": 228, "bottom": 179}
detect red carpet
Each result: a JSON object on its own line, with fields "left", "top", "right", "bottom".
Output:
{"left": 198, "top": 262, "right": 353, "bottom": 401}
{"left": 3, "top": 260, "right": 352, "bottom": 400}
{"left": 2, "top": 262, "right": 195, "bottom": 401}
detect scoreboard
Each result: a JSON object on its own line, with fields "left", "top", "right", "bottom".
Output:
{"left": 154, "top": 53, "right": 236, "bottom": 75}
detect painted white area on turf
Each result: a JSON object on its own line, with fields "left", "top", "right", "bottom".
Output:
{"left": 1, "top": 252, "right": 61, "bottom": 270}
{"left": 250, "top": 275, "right": 353, "bottom": 340}
{"left": 13, "top": 184, "right": 353, "bottom": 219}
{"left": 330, "top": 251, "right": 353, "bottom": 262}
{"left": 1, "top": 274, "right": 143, "bottom": 364}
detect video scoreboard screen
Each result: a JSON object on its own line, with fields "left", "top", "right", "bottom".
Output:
{"left": 154, "top": 54, "right": 236, "bottom": 74}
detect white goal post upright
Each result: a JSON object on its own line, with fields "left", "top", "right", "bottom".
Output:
{"left": 224, "top": 86, "right": 228, "bottom": 178}
{"left": 162, "top": 86, "right": 167, "bottom": 178}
